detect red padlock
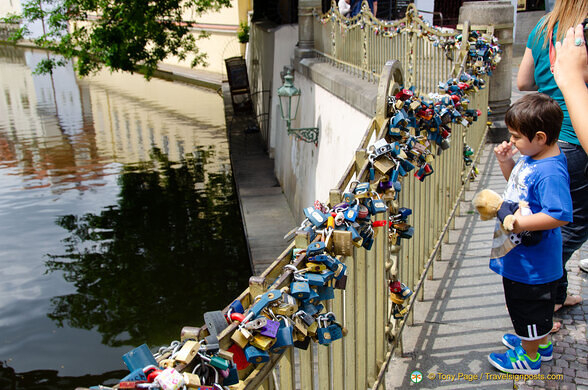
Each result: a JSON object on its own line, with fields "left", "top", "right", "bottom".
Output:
{"left": 230, "top": 312, "right": 246, "bottom": 323}
{"left": 143, "top": 365, "right": 162, "bottom": 382}
{"left": 389, "top": 280, "right": 402, "bottom": 293}
{"left": 228, "top": 344, "right": 250, "bottom": 370}
{"left": 119, "top": 381, "right": 148, "bottom": 389}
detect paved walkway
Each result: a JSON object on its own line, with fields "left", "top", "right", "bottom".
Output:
{"left": 384, "top": 61, "right": 588, "bottom": 389}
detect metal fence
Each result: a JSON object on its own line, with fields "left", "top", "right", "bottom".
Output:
{"left": 177, "top": 3, "right": 491, "bottom": 389}
{"left": 313, "top": 2, "right": 460, "bottom": 92}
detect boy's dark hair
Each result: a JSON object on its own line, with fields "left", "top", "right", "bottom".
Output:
{"left": 504, "top": 93, "right": 563, "bottom": 145}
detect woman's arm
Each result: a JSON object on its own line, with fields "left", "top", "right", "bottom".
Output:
{"left": 517, "top": 48, "right": 538, "bottom": 91}
{"left": 554, "top": 25, "right": 588, "bottom": 153}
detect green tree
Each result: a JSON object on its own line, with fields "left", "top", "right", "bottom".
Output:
{"left": 3, "top": 0, "right": 231, "bottom": 78}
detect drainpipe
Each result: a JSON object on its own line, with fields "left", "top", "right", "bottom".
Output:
{"left": 459, "top": 1, "right": 514, "bottom": 143}
{"left": 295, "top": 0, "right": 321, "bottom": 61}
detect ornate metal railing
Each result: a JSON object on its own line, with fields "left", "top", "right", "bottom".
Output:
{"left": 313, "top": 2, "right": 461, "bottom": 91}
{"left": 84, "top": 3, "right": 494, "bottom": 389}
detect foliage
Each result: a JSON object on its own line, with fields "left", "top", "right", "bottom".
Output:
{"left": 2, "top": 0, "right": 232, "bottom": 78}
{"left": 237, "top": 21, "right": 249, "bottom": 43}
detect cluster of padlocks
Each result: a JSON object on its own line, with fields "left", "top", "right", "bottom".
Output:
{"left": 461, "top": 31, "right": 502, "bottom": 76}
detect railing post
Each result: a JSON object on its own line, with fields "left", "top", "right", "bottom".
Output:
{"left": 458, "top": 1, "right": 514, "bottom": 143}
{"left": 296, "top": 0, "right": 321, "bottom": 60}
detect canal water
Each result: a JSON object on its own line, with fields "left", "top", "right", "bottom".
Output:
{"left": 0, "top": 46, "right": 251, "bottom": 389}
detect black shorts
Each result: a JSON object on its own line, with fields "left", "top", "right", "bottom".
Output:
{"left": 503, "top": 277, "right": 557, "bottom": 341}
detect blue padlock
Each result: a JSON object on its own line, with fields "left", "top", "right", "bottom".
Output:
{"left": 306, "top": 241, "right": 326, "bottom": 256}
{"left": 342, "top": 192, "right": 355, "bottom": 204}
{"left": 122, "top": 344, "right": 158, "bottom": 372}
{"left": 370, "top": 199, "right": 388, "bottom": 214}
{"left": 316, "top": 284, "right": 335, "bottom": 301}
{"left": 120, "top": 367, "right": 147, "bottom": 382}
{"left": 229, "top": 300, "right": 245, "bottom": 314}
{"left": 290, "top": 279, "right": 311, "bottom": 300}
{"left": 244, "top": 345, "right": 269, "bottom": 364}
{"left": 400, "top": 159, "right": 415, "bottom": 172}
{"left": 271, "top": 317, "right": 294, "bottom": 353}
{"left": 305, "top": 272, "right": 327, "bottom": 286}
{"left": 344, "top": 204, "right": 358, "bottom": 222}
{"left": 304, "top": 207, "right": 328, "bottom": 227}
{"left": 301, "top": 286, "right": 320, "bottom": 305}
{"left": 222, "top": 363, "right": 239, "bottom": 386}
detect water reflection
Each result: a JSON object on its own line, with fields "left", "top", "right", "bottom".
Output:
{"left": 0, "top": 45, "right": 250, "bottom": 385}
{"left": 45, "top": 148, "right": 249, "bottom": 348}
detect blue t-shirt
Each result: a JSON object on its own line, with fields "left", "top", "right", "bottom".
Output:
{"left": 527, "top": 19, "right": 588, "bottom": 145}
{"left": 489, "top": 151, "right": 573, "bottom": 284}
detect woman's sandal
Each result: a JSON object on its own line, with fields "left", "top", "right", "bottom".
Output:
{"left": 551, "top": 321, "right": 562, "bottom": 333}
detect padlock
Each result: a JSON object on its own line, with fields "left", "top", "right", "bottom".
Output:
{"left": 293, "top": 335, "right": 311, "bottom": 350}
{"left": 295, "top": 309, "right": 315, "bottom": 326}
{"left": 154, "top": 367, "right": 185, "bottom": 390}
{"left": 120, "top": 368, "right": 148, "bottom": 383}
{"left": 202, "top": 353, "right": 231, "bottom": 371}
{"left": 211, "top": 351, "right": 231, "bottom": 366}
{"left": 222, "top": 363, "right": 239, "bottom": 386}
{"left": 250, "top": 334, "right": 276, "bottom": 351}
{"left": 305, "top": 261, "right": 327, "bottom": 272}
{"left": 122, "top": 344, "right": 158, "bottom": 372}
{"left": 332, "top": 229, "right": 353, "bottom": 256}
{"left": 182, "top": 372, "right": 202, "bottom": 388}
{"left": 293, "top": 316, "right": 308, "bottom": 336}
{"left": 174, "top": 340, "right": 200, "bottom": 365}
{"left": 203, "top": 335, "right": 220, "bottom": 353}
{"left": 302, "top": 286, "right": 320, "bottom": 305}
{"left": 316, "top": 317, "right": 333, "bottom": 345}
{"left": 304, "top": 206, "right": 329, "bottom": 227}
{"left": 271, "top": 316, "right": 294, "bottom": 353}
{"left": 373, "top": 156, "right": 395, "bottom": 175}
{"left": 353, "top": 182, "right": 370, "bottom": 198}
{"left": 243, "top": 345, "right": 269, "bottom": 364}
{"left": 159, "top": 359, "right": 175, "bottom": 369}
{"left": 316, "top": 284, "right": 335, "bottom": 301}
{"left": 259, "top": 319, "right": 280, "bottom": 338}
{"left": 305, "top": 272, "right": 328, "bottom": 286}
{"left": 119, "top": 381, "right": 149, "bottom": 389}
{"left": 306, "top": 241, "right": 326, "bottom": 256}
{"left": 306, "top": 320, "right": 319, "bottom": 336}
{"left": 181, "top": 326, "right": 201, "bottom": 342}
{"left": 290, "top": 279, "right": 311, "bottom": 300}
{"left": 390, "top": 293, "right": 405, "bottom": 305}
{"left": 144, "top": 365, "right": 162, "bottom": 382}
{"left": 334, "top": 273, "right": 347, "bottom": 289}
{"left": 230, "top": 327, "right": 252, "bottom": 348}
{"left": 393, "top": 304, "right": 408, "bottom": 320}
{"left": 229, "top": 300, "right": 245, "bottom": 314}
{"left": 243, "top": 316, "right": 267, "bottom": 331}
{"left": 246, "top": 289, "right": 282, "bottom": 318}
{"left": 301, "top": 301, "right": 321, "bottom": 316}
{"left": 344, "top": 203, "right": 359, "bottom": 222}
{"left": 370, "top": 198, "right": 388, "bottom": 214}
{"left": 334, "top": 262, "right": 347, "bottom": 280}
{"left": 227, "top": 344, "right": 249, "bottom": 370}
{"left": 342, "top": 192, "right": 355, "bottom": 204}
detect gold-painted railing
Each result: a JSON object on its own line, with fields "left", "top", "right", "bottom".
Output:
{"left": 183, "top": 5, "right": 491, "bottom": 389}
{"left": 313, "top": 2, "right": 460, "bottom": 91}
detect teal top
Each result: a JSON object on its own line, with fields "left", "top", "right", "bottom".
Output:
{"left": 527, "top": 19, "right": 587, "bottom": 145}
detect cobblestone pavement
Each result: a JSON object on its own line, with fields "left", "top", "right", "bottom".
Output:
{"left": 385, "top": 62, "right": 587, "bottom": 389}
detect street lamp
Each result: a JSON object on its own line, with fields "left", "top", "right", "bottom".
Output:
{"left": 277, "top": 70, "right": 319, "bottom": 144}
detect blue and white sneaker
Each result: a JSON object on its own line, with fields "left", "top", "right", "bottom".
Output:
{"left": 488, "top": 346, "right": 541, "bottom": 375}
{"left": 502, "top": 333, "right": 553, "bottom": 361}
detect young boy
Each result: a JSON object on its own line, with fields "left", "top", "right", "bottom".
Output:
{"left": 488, "top": 93, "right": 573, "bottom": 374}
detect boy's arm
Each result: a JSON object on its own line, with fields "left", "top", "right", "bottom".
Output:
{"left": 511, "top": 212, "right": 568, "bottom": 234}
{"left": 494, "top": 141, "right": 517, "bottom": 180}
